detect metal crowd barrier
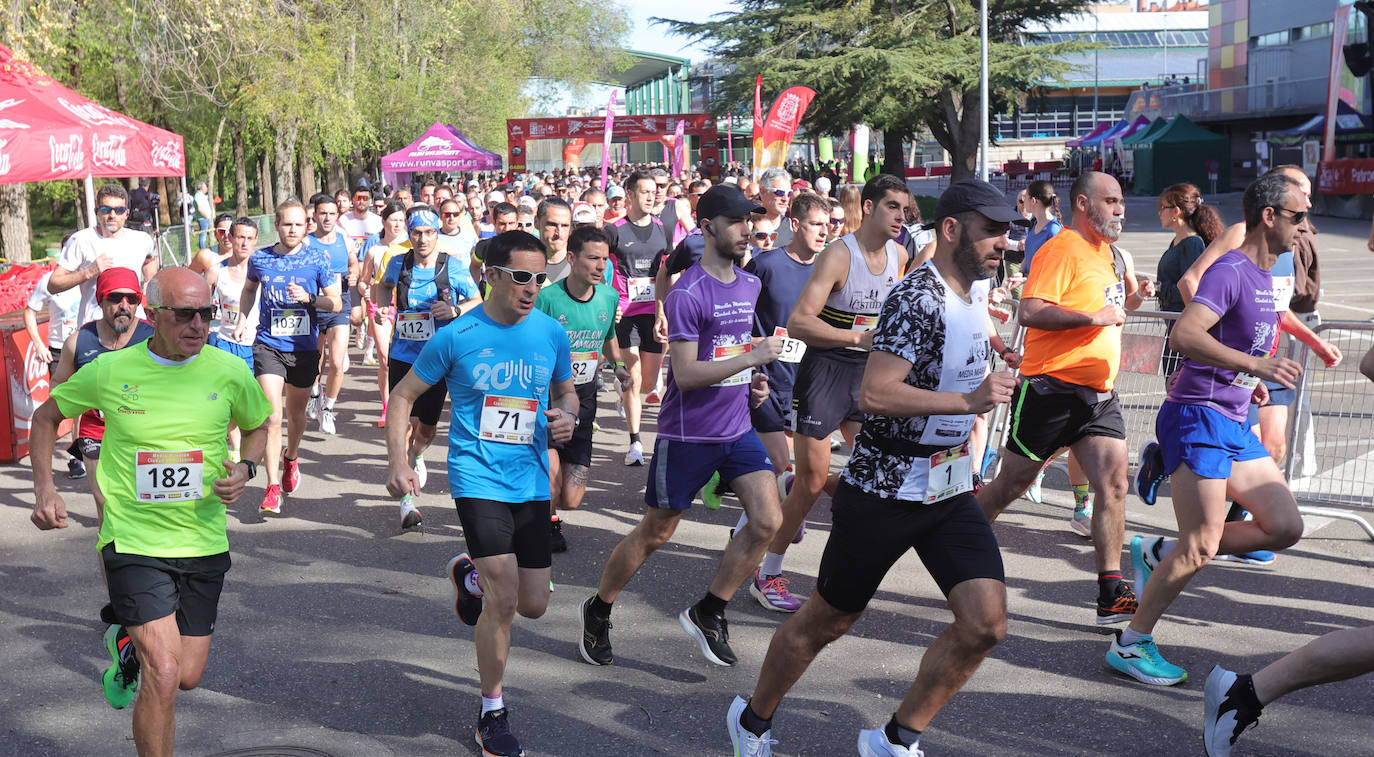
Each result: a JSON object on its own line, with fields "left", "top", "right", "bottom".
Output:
{"left": 155, "top": 213, "right": 279, "bottom": 268}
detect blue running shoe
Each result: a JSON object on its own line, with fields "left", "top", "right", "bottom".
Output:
{"left": 1131, "top": 535, "right": 1162, "bottom": 599}
{"left": 1136, "top": 442, "right": 1166, "bottom": 505}
{"left": 1107, "top": 632, "right": 1187, "bottom": 686}
{"left": 1216, "top": 550, "right": 1277, "bottom": 565}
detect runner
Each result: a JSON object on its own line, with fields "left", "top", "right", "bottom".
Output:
{"left": 760, "top": 173, "right": 910, "bottom": 611}
{"left": 1106, "top": 173, "right": 1308, "bottom": 687}
{"left": 469, "top": 201, "right": 520, "bottom": 291}
{"left": 437, "top": 198, "right": 480, "bottom": 292}
{"left": 536, "top": 198, "right": 574, "bottom": 285}
{"left": 358, "top": 201, "right": 409, "bottom": 414}
{"left": 188, "top": 213, "right": 236, "bottom": 276}
{"left": 385, "top": 230, "right": 578, "bottom": 757}
{"left": 725, "top": 179, "right": 1021, "bottom": 757}
{"left": 303, "top": 193, "right": 361, "bottom": 436}
{"left": 373, "top": 207, "right": 479, "bottom": 529}
{"left": 975, "top": 170, "right": 1140, "bottom": 626}
{"left": 30, "top": 267, "right": 271, "bottom": 757}
{"left": 23, "top": 271, "right": 83, "bottom": 476}
{"left": 205, "top": 217, "right": 260, "bottom": 460}
{"left": 338, "top": 184, "right": 383, "bottom": 249}
{"left": 49, "top": 183, "right": 160, "bottom": 326}
{"left": 234, "top": 200, "right": 342, "bottom": 515}
{"left": 578, "top": 185, "right": 785, "bottom": 669}
{"left": 608, "top": 171, "right": 673, "bottom": 466}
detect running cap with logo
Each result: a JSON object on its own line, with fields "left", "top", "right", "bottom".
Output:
{"left": 695, "top": 185, "right": 765, "bottom": 220}
{"left": 923, "top": 180, "right": 1033, "bottom": 229}
{"left": 97, "top": 268, "right": 143, "bottom": 302}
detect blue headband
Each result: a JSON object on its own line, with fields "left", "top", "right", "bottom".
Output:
{"left": 407, "top": 209, "right": 439, "bottom": 231}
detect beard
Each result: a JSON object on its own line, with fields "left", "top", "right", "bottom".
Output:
{"left": 953, "top": 231, "right": 994, "bottom": 282}
{"left": 1088, "top": 204, "right": 1123, "bottom": 241}
{"left": 111, "top": 310, "right": 133, "bottom": 334}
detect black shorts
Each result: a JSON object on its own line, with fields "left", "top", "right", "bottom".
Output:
{"left": 792, "top": 351, "right": 865, "bottom": 439}
{"left": 388, "top": 359, "right": 448, "bottom": 427}
{"left": 615, "top": 312, "right": 663, "bottom": 354}
{"left": 551, "top": 382, "right": 598, "bottom": 468}
{"left": 317, "top": 291, "right": 353, "bottom": 331}
{"left": 815, "top": 481, "right": 1004, "bottom": 613}
{"left": 1004, "top": 376, "right": 1126, "bottom": 462}
{"left": 253, "top": 344, "right": 320, "bottom": 389}
{"left": 71, "top": 436, "right": 102, "bottom": 460}
{"left": 47, "top": 347, "right": 63, "bottom": 379}
{"left": 454, "top": 498, "right": 552, "bottom": 569}
{"left": 101, "top": 542, "right": 231, "bottom": 636}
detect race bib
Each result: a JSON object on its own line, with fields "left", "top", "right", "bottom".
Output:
{"left": 480, "top": 395, "right": 538, "bottom": 444}
{"left": 269, "top": 308, "right": 309, "bottom": 337}
{"left": 628, "top": 276, "right": 655, "bottom": 304}
{"left": 571, "top": 350, "right": 599, "bottom": 385}
{"left": 712, "top": 343, "right": 752, "bottom": 387}
{"left": 1104, "top": 281, "right": 1127, "bottom": 309}
{"left": 135, "top": 450, "right": 204, "bottom": 502}
{"left": 1231, "top": 372, "right": 1261, "bottom": 391}
{"left": 774, "top": 327, "right": 806, "bottom": 364}
{"left": 1270, "top": 275, "right": 1295, "bottom": 313}
{"left": 221, "top": 306, "right": 240, "bottom": 327}
{"left": 397, "top": 311, "right": 434, "bottom": 341}
{"left": 847, "top": 314, "right": 878, "bottom": 352}
{"left": 925, "top": 443, "right": 973, "bottom": 504}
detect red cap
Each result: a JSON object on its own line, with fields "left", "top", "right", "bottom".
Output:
{"left": 96, "top": 268, "right": 142, "bottom": 303}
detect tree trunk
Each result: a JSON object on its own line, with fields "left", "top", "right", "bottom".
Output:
{"left": 73, "top": 180, "right": 87, "bottom": 229}
{"left": 327, "top": 154, "right": 346, "bottom": 195}
{"left": 207, "top": 114, "right": 228, "bottom": 212}
{"left": 260, "top": 153, "right": 274, "bottom": 214}
{"left": 155, "top": 177, "right": 171, "bottom": 226}
{"left": 930, "top": 86, "right": 982, "bottom": 182}
{"left": 881, "top": 129, "right": 907, "bottom": 179}
{"left": 272, "top": 124, "right": 298, "bottom": 205}
{"left": 233, "top": 125, "right": 248, "bottom": 217}
{"left": 0, "top": 184, "right": 32, "bottom": 262}
{"left": 298, "top": 142, "right": 316, "bottom": 201}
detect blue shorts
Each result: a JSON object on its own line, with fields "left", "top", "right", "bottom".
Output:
{"left": 645, "top": 431, "right": 774, "bottom": 510}
{"left": 1246, "top": 379, "right": 1296, "bottom": 427}
{"left": 208, "top": 334, "right": 253, "bottom": 372}
{"left": 317, "top": 291, "right": 353, "bottom": 331}
{"left": 1156, "top": 401, "right": 1271, "bottom": 480}
{"left": 749, "top": 382, "right": 794, "bottom": 433}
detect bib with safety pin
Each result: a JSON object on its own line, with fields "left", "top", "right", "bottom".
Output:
{"left": 773, "top": 327, "right": 807, "bottom": 364}
{"left": 924, "top": 443, "right": 973, "bottom": 504}
{"left": 270, "top": 307, "right": 309, "bottom": 337}
{"left": 571, "top": 350, "right": 600, "bottom": 385}
{"left": 480, "top": 395, "right": 538, "bottom": 444}
{"left": 135, "top": 449, "right": 205, "bottom": 502}
{"left": 397, "top": 311, "right": 435, "bottom": 341}
{"left": 712, "top": 342, "right": 752, "bottom": 387}
{"left": 628, "top": 276, "right": 655, "bottom": 304}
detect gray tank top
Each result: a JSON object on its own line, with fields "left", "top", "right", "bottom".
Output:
{"left": 818, "top": 233, "right": 901, "bottom": 353}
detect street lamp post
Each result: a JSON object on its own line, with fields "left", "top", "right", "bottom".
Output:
{"left": 980, "top": 0, "right": 989, "bottom": 181}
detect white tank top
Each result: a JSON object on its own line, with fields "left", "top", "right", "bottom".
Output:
{"left": 214, "top": 261, "right": 258, "bottom": 345}
{"left": 820, "top": 233, "right": 902, "bottom": 353}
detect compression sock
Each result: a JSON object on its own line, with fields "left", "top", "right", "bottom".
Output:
{"left": 884, "top": 715, "right": 922, "bottom": 749}
{"left": 1072, "top": 484, "right": 1091, "bottom": 512}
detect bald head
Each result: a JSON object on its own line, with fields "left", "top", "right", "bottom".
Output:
{"left": 1068, "top": 171, "right": 1124, "bottom": 244}
{"left": 146, "top": 267, "right": 211, "bottom": 309}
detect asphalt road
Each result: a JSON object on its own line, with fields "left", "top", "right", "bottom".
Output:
{"left": 2, "top": 196, "right": 1373, "bottom": 757}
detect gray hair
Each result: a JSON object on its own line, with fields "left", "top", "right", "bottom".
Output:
{"left": 759, "top": 167, "right": 792, "bottom": 189}
{"left": 1243, "top": 173, "right": 1301, "bottom": 230}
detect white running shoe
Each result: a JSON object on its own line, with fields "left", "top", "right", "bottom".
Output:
{"left": 726, "top": 695, "right": 777, "bottom": 757}
{"left": 319, "top": 408, "right": 337, "bottom": 435}
{"left": 414, "top": 454, "right": 427, "bottom": 490}
{"left": 400, "top": 495, "right": 423, "bottom": 530}
{"left": 306, "top": 393, "right": 321, "bottom": 421}
{"left": 858, "top": 727, "right": 922, "bottom": 756}
{"left": 624, "top": 440, "right": 644, "bottom": 466}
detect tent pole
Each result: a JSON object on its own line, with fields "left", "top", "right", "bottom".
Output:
{"left": 84, "top": 175, "right": 96, "bottom": 228}
{"left": 181, "top": 175, "right": 192, "bottom": 266}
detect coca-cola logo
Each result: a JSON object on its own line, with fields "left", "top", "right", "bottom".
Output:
{"left": 151, "top": 138, "right": 183, "bottom": 170}
{"left": 0, "top": 97, "right": 28, "bottom": 130}
{"left": 91, "top": 134, "right": 128, "bottom": 169}
{"left": 58, "top": 96, "right": 134, "bottom": 127}
{"left": 49, "top": 134, "right": 84, "bottom": 173}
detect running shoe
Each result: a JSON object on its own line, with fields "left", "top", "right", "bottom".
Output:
{"left": 377, "top": 400, "right": 388, "bottom": 428}
{"left": 400, "top": 495, "right": 423, "bottom": 530}
{"left": 1136, "top": 441, "right": 1166, "bottom": 505}
{"left": 1106, "top": 632, "right": 1187, "bottom": 686}
{"left": 644, "top": 390, "right": 662, "bottom": 406}
{"left": 362, "top": 350, "right": 378, "bottom": 366}
{"left": 1095, "top": 582, "right": 1138, "bottom": 625}
{"left": 702, "top": 470, "right": 723, "bottom": 510}
{"left": 319, "top": 408, "right": 337, "bottom": 435}
{"left": 1131, "top": 535, "right": 1162, "bottom": 599}
{"left": 776, "top": 471, "right": 795, "bottom": 501}
{"left": 1070, "top": 507, "right": 1093, "bottom": 538}
{"left": 67, "top": 458, "right": 87, "bottom": 479}
{"left": 1214, "top": 550, "right": 1277, "bottom": 565}
{"left": 727, "top": 695, "right": 777, "bottom": 757}
{"left": 829, "top": 435, "right": 843, "bottom": 451}
{"left": 1203, "top": 665, "right": 1262, "bottom": 757}
{"left": 306, "top": 392, "right": 320, "bottom": 420}
{"left": 260, "top": 484, "right": 283, "bottom": 515}
{"left": 282, "top": 457, "right": 301, "bottom": 494}
{"left": 447, "top": 553, "right": 483, "bottom": 626}
{"left": 858, "top": 728, "right": 922, "bottom": 757}
{"left": 100, "top": 624, "right": 139, "bottom": 710}
{"left": 550, "top": 518, "right": 568, "bottom": 553}
{"left": 679, "top": 604, "right": 737, "bottom": 666}
{"left": 624, "top": 440, "right": 644, "bottom": 466}
{"left": 1026, "top": 470, "right": 1045, "bottom": 504}
{"left": 749, "top": 570, "right": 802, "bottom": 613}
{"left": 414, "top": 454, "right": 427, "bottom": 490}
{"left": 578, "top": 595, "right": 613, "bottom": 665}
{"left": 475, "top": 707, "right": 524, "bottom": 757}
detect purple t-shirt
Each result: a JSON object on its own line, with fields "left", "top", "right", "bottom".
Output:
{"left": 1167, "top": 250, "right": 1279, "bottom": 422}
{"left": 657, "top": 263, "right": 761, "bottom": 443}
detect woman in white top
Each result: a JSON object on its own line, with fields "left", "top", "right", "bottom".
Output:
{"left": 359, "top": 202, "right": 409, "bottom": 419}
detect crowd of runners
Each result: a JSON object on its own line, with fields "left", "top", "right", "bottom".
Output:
{"left": 22, "top": 164, "right": 1374, "bottom": 757}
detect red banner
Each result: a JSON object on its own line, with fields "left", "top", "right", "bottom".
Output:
{"left": 756, "top": 86, "right": 817, "bottom": 172}
{"left": 1316, "top": 158, "right": 1374, "bottom": 195}
{"left": 507, "top": 114, "right": 719, "bottom": 176}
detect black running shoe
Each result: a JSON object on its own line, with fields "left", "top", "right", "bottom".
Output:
{"left": 475, "top": 707, "right": 524, "bottom": 757}
{"left": 550, "top": 519, "right": 567, "bottom": 553}
{"left": 447, "top": 553, "right": 483, "bottom": 626}
{"left": 68, "top": 458, "right": 87, "bottom": 479}
{"left": 578, "top": 595, "right": 613, "bottom": 665}
{"left": 679, "top": 604, "right": 737, "bottom": 666}
{"left": 1096, "top": 582, "right": 1139, "bottom": 625}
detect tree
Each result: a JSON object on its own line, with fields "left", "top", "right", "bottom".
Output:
{"left": 660, "top": 0, "right": 1095, "bottom": 180}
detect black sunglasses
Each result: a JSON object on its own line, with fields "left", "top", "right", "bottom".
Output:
{"left": 152, "top": 305, "right": 217, "bottom": 323}
{"left": 491, "top": 265, "right": 548, "bottom": 286}
{"left": 1271, "top": 207, "right": 1307, "bottom": 225}
{"left": 102, "top": 292, "right": 141, "bottom": 305}
{"left": 97, "top": 205, "right": 129, "bottom": 215}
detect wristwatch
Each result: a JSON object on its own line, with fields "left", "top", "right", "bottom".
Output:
{"left": 239, "top": 459, "right": 258, "bottom": 480}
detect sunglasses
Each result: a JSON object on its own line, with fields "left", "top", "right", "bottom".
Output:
{"left": 98, "top": 205, "right": 129, "bottom": 215}
{"left": 152, "top": 305, "right": 217, "bottom": 323}
{"left": 752, "top": 231, "right": 779, "bottom": 242}
{"left": 770, "top": 189, "right": 792, "bottom": 198}
{"left": 490, "top": 265, "right": 548, "bottom": 286}
{"left": 828, "top": 218, "right": 846, "bottom": 226}
{"left": 1272, "top": 207, "right": 1307, "bottom": 224}
{"left": 102, "top": 292, "right": 141, "bottom": 305}
{"left": 442, "top": 211, "right": 464, "bottom": 218}
{"left": 516, "top": 221, "right": 534, "bottom": 228}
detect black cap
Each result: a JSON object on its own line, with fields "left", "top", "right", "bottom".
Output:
{"left": 924, "top": 180, "right": 1032, "bottom": 229}
{"left": 696, "top": 185, "right": 764, "bottom": 220}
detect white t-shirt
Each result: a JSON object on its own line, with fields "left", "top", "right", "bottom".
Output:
{"left": 338, "top": 212, "right": 382, "bottom": 245}
{"left": 56, "top": 226, "right": 157, "bottom": 325}
{"left": 26, "top": 271, "right": 82, "bottom": 348}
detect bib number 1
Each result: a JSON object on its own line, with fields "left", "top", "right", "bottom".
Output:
{"left": 924, "top": 443, "right": 973, "bottom": 504}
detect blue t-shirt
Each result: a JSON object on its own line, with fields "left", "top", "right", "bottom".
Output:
{"left": 1023, "top": 218, "right": 1064, "bottom": 275}
{"left": 382, "top": 253, "right": 480, "bottom": 364}
{"left": 305, "top": 232, "right": 352, "bottom": 281}
{"left": 412, "top": 307, "right": 572, "bottom": 503}
{"left": 744, "top": 248, "right": 814, "bottom": 392}
{"left": 246, "top": 244, "right": 335, "bottom": 352}
{"left": 355, "top": 232, "right": 381, "bottom": 262}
